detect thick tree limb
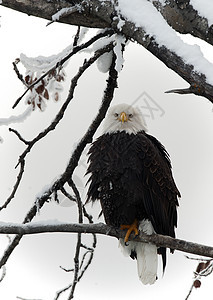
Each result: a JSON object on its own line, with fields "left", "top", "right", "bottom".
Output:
{"left": 2, "top": 0, "right": 213, "bottom": 103}
{"left": 0, "top": 221, "right": 213, "bottom": 258}
{"left": 1, "top": 0, "right": 109, "bottom": 28}
{"left": 3, "top": 0, "right": 213, "bottom": 44}
{"left": 152, "top": 0, "right": 213, "bottom": 45}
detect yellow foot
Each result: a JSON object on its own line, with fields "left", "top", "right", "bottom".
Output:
{"left": 120, "top": 219, "right": 139, "bottom": 243}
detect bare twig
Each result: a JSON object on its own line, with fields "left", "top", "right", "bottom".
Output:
{"left": 165, "top": 87, "right": 193, "bottom": 95}
{"left": 0, "top": 265, "right": 6, "bottom": 283}
{"left": 0, "top": 159, "right": 25, "bottom": 211}
{"left": 60, "top": 187, "right": 76, "bottom": 202}
{"left": 68, "top": 231, "right": 81, "bottom": 300}
{"left": 69, "top": 179, "right": 83, "bottom": 224}
{"left": 12, "top": 59, "right": 28, "bottom": 86}
{"left": 185, "top": 258, "right": 213, "bottom": 299}
{"left": 59, "top": 266, "right": 74, "bottom": 273}
{"left": 185, "top": 255, "right": 207, "bottom": 261}
{"left": 67, "top": 179, "right": 83, "bottom": 299}
{"left": 73, "top": 26, "right": 81, "bottom": 47}
{"left": 54, "top": 283, "right": 72, "bottom": 300}
{"left": 78, "top": 249, "right": 95, "bottom": 282}
{"left": 185, "top": 282, "right": 194, "bottom": 300}
{"left": 165, "top": 84, "right": 206, "bottom": 97}
{"left": 9, "top": 128, "right": 30, "bottom": 145}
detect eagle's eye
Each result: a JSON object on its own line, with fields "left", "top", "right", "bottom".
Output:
{"left": 128, "top": 113, "right": 133, "bottom": 118}
{"left": 114, "top": 113, "right": 119, "bottom": 117}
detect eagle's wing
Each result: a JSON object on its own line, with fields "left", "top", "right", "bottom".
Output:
{"left": 137, "top": 132, "right": 180, "bottom": 238}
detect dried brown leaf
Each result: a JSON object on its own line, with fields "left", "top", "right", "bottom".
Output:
{"left": 43, "top": 89, "right": 49, "bottom": 100}
{"left": 36, "top": 80, "right": 45, "bottom": 94}
{"left": 193, "top": 280, "right": 201, "bottom": 288}
{"left": 54, "top": 92, "right": 59, "bottom": 101}
{"left": 25, "top": 75, "right": 31, "bottom": 85}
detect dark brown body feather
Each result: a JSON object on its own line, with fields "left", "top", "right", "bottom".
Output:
{"left": 86, "top": 130, "right": 180, "bottom": 268}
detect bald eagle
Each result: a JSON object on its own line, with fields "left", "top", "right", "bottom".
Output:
{"left": 86, "top": 103, "right": 180, "bottom": 284}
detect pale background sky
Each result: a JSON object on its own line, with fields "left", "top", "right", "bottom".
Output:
{"left": 1, "top": 5, "right": 213, "bottom": 300}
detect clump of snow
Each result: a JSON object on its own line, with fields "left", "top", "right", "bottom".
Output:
{"left": 30, "top": 219, "right": 65, "bottom": 226}
{"left": 35, "top": 183, "right": 52, "bottom": 200}
{"left": 114, "top": 35, "right": 126, "bottom": 72}
{"left": 52, "top": 7, "right": 80, "bottom": 22}
{"left": 92, "top": 31, "right": 116, "bottom": 52}
{"left": 0, "top": 106, "right": 33, "bottom": 126}
{"left": 35, "top": 182, "right": 54, "bottom": 214}
{"left": 94, "top": 32, "right": 126, "bottom": 73}
{"left": 118, "top": 0, "right": 213, "bottom": 85}
{"left": 158, "top": 0, "right": 166, "bottom": 5}
{"left": 93, "top": 32, "right": 116, "bottom": 72}
{"left": 20, "top": 42, "right": 73, "bottom": 72}
{"left": 76, "top": 27, "right": 89, "bottom": 46}
{"left": 114, "top": 16, "right": 125, "bottom": 30}
{"left": 97, "top": 51, "right": 113, "bottom": 73}
{"left": 190, "top": 0, "right": 213, "bottom": 25}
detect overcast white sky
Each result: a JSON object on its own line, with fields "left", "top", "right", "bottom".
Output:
{"left": 1, "top": 4, "right": 213, "bottom": 300}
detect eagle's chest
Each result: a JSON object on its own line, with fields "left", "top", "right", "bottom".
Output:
{"left": 97, "top": 136, "right": 145, "bottom": 226}
{"left": 101, "top": 135, "right": 140, "bottom": 176}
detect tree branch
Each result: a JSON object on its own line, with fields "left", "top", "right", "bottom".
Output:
{"left": 2, "top": 0, "right": 213, "bottom": 103}
{"left": 152, "top": 0, "right": 213, "bottom": 45}
{"left": 0, "top": 47, "right": 117, "bottom": 269}
{"left": 67, "top": 179, "right": 83, "bottom": 300}
{"left": 0, "top": 39, "right": 114, "bottom": 211}
{"left": 12, "top": 28, "right": 114, "bottom": 109}
{"left": 114, "top": 15, "right": 213, "bottom": 104}
{"left": 1, "top": 0, "right": 110, "bottom": 28}
{"left": 0, "top": 222, "right": 212, "bottom": 258}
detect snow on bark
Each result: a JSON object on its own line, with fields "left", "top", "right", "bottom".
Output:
{"left": 51, "top": 7, "right": 80, "bottom": 22}
{"left": 190, "top": 0, "right": 213, "bottom": 25}
{"left": 0, "top": 106, "right": 33, "bottom": 126}
{"left": 118, "top": 0, "right": 213, "bottom": 85}
{"left": 114, "top": 35, "right": 126, "bottom": 72}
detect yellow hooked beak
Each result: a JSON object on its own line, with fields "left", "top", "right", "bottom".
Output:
{"left": 119, "top": 112, "right": 128, "bottom": 123}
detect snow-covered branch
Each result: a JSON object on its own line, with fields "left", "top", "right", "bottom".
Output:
{"left": 0, "top": 221, "right": 213, "bottom": 259}
{"left": 153, "top": 0, "right": 213, "bottom": 45}
{"left": 2, "top": 0, "right": 213, "bottom": 103}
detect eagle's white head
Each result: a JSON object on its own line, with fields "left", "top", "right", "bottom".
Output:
{"left": 103, "top": 103, "right": 147, "bottom": 134}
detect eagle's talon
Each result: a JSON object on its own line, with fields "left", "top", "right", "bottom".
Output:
{"left": 120, "top": 219, "right": 139, "bottom": 243}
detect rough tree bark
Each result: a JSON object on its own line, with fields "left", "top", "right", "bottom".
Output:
{"left": 153, "top": 0, "right": 213, "bottom": 44}
{"left": 0, "top": 222, "right": 213, "bottom": 259}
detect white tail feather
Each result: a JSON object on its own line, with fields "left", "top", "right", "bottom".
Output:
{"left": 136, "top": 242, "right": 157, "bottom": 284}
{"left": 119, "top": 219, "right": 158, "bottom": 285}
